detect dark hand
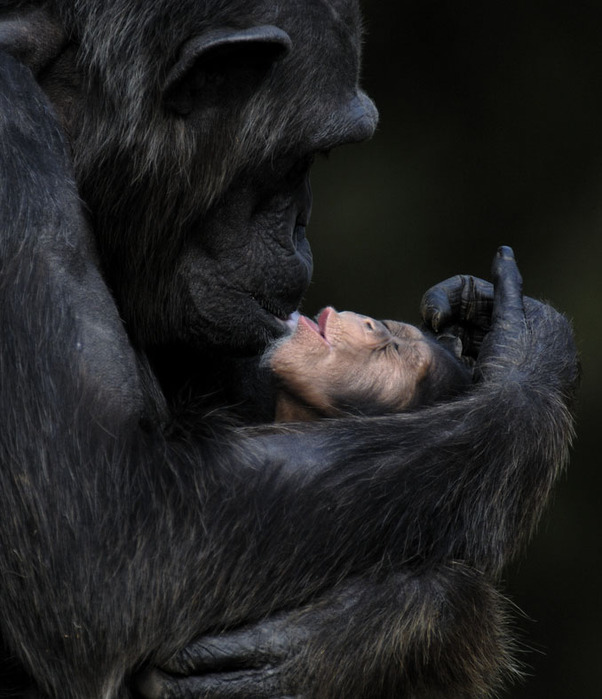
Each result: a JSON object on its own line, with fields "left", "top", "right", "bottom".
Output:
{"left": 421, "top": 246, "right": 522, "bottom": 362}
{"left": 134, "top": 612, "right": 308, "bottom": 699}
{"left": 421, "top": 246, "right": 578, "bottom": 397}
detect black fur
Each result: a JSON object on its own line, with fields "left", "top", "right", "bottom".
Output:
{"left": 0, "top": 1, "right": 578, "bottom": 698}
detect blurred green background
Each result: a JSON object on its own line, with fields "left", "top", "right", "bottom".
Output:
{"left": 304, "top": 2, "right": 602, "bottom": 697}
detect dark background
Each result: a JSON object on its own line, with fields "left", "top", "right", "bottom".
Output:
{"left": 304, "top": 2, "right": 602, "bottom": 697}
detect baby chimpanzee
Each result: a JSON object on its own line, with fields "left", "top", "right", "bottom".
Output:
{"left": 268, "top": 307, "right": 472, "bottom": 421}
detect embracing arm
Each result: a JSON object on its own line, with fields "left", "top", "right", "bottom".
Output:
{"left": 226, "top": 250, "right": 577, "bottom": 583}
{"left": 139, "top": 249, "right": 577, "bottom": 699}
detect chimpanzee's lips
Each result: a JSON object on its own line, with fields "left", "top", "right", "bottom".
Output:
{"left": 252, "top": 297, "right": 304, "bottom": 339}
{"left": 294, "top": 308, "right": 334, "bottom": 346}
{"left": 251, "top": 292, "right": 295, "bottom": 318}
{"left": 302, "top": 316, "right": 320, "bottom": 333}
{"left": 317, "top": 307, "right": 334, "bottom": 335}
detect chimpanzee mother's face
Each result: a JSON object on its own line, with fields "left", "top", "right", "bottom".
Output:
{"left": 43, "top": 0, "right": 378, "bottom": 354}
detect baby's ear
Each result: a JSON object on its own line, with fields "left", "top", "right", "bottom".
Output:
{"left": 435, "top": 333, "right": 463, "bottom": 359}
{"left": 399, "top": 340, "right": 434, "bottom": 386}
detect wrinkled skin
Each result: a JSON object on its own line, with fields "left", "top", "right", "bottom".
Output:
{"left": 0, "top": 1, "right": 579, "bottom": 698}
{"left": 54, "top": 1, "right": 376, "bottom": 357}
{"left": 269, "top": 308, "right": 472, "bottom": 420}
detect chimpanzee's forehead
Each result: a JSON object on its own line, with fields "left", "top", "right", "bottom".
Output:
{"left": 188, "top": 0, "right": 364, "bottom": 51}
{"left": 194, "top": 0, "right": 362, "bottom": 30}
{"left": 275, "top": 0, "right": 363, "bottom": 47}
{"left": 63, "top": 0, "right": 362, "bottom": 29}
{"left": 61, "top": 0, "right": 363, "bottom": 75}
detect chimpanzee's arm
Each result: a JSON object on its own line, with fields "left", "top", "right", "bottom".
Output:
{"left": 137, "top": 249, "right": 577, "bottom": 698}
{"left": 221, "top": 248, "right": 577, "bottom": 577}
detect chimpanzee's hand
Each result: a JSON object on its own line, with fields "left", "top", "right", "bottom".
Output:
{"left": 132, "top": 572, "right": 426, "bottom": 699}
{"left": 420, "top": 262, "right": 496, "bottom": 360}
{"left": 134, "top": 612, "right": 308, "bottom": 699}
{"left": 421, "top": 246, "right": 525, "bottom": 362}
{"left": 421, "top": 246, "right": 578, "bottom": 397}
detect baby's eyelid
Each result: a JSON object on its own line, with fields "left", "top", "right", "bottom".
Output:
{"left": 374, "top": 341, "right": 395, "bottom": 355}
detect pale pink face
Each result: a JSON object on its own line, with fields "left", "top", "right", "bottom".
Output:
{"left": 269, "top": 307, "right": 435, "bottom": 415}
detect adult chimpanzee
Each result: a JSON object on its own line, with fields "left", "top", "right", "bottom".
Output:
{"left": 268, "top": 308, "right": 472, "bottom": 420}
{"left": 0, "top": 1, "right": 578, "bottom": 699}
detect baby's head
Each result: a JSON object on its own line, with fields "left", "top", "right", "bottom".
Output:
{"left": 268, "top": 307, "right": 472, "bottom": 421}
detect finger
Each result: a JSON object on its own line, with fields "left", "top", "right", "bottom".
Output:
{"left": 491, "top": 246, "right": 524, "bottom": 329}
{"left": 420, "top": 279, "right": 454, "bottom": 332}
{"left": 164, "top": 633, "right": 262, "bottom": 674}
{"left": 421, "top": 274, "right": 494, "bottom": 333}
{"left": 162, "top": 619, "right": 296, "bottom": 674}
{"left": 134, "top": 666, "right": 300, "bottom": 699}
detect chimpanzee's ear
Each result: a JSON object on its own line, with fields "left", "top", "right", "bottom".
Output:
{"left": 0, "top": 6, "right": 66, "bottom": 75}
{"left": 163, "top": 25, "right": 292, "bottom": 115}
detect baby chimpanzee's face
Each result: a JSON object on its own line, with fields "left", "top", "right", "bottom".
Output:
{"left": 269, "top": 307, "right": 439, "bottom": 416}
